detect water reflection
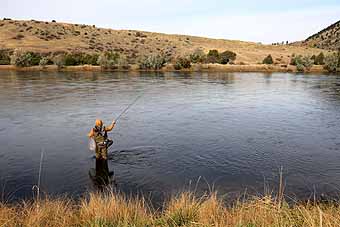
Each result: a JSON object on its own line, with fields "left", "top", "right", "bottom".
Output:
{"left": 89, "top": 159, "right": 116, "bottom": 191}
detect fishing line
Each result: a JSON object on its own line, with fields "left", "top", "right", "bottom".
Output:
{"left": 115, "top": 92, "right": 144, "bottom": 122}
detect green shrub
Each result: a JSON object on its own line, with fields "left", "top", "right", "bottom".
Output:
{"left": 64, "top": 53, "right": 80, "bottom": 66}
{"left": 10, "top": 50, "right": 41, "bottom": 67}
{"left": 39, "top": 57, "right": 49, "bottom": 67}
{"left": 97, "top": 51, "right": 120, "bottom": 69}
{"left": 262, "top": 55, "right": 274, "bottom": 64}
{"left": 324, "top": 52, "right": 340, "bottom": 72}
{"left": 302, "top": 56, "right": 314, "bottom": 71}
{"left": 0, "top": 49, "right": 11, "bottom": 65}
{"left": 206, "top": 49, "right": 219, "bottom": 63}
{"left": 52, "top": 54, "right": 66, "bottom": 68}
{"left": 139, "top": 54, "right": 166, "bottom": 70}
{"left": 314, "top": 52, "right": 325, "bottom": 65}
{"left": 117, "top": 55, "right": 130, "bottom": 70}
{"left": 290, "top": 54, "right": 314, "bottom": 72}
{"left": 296, "top": 63, "right": 305, "bottom": 72}
{"left": 82, "top": 53, "right": 99, "bottom": 65}
{"left": 189, "top": 48, "right": 206, "bottom": 63}
{"left": 174, "top": 56, "right": 191, "bottom": 70}
{"left": 290, "top": 54, "right": 303, "bottom": 66}
{"left": 219, "top": 50, "right": 237, "bottom": 64}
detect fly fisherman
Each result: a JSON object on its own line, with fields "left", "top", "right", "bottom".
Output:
{"left": 88, "top": 119, "right": 115, "bottom": 160}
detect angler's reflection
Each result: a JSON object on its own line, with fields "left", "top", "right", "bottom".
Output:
{"left": 89, "top": 158, "right": 116, "bottom": 190}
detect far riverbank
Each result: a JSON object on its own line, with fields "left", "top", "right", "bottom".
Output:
{"left": 0, "top": 64, "right": 328, "bottom": 74}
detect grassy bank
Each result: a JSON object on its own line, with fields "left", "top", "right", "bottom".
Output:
{"left": 0, "top": 64, "right": 328, "bottom": 74}
{"left": 1, "top": 191, "right": 340, "bottom": 226}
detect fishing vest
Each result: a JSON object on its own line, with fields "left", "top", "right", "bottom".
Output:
{"left": 93, "top": 126, "right": 108, "bottom": 144}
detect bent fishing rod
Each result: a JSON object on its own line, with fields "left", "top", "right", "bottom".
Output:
{"left": 115, "top": 92, "right": 144, "bottom": 123}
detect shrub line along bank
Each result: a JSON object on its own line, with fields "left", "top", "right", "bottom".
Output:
{"left": 0, "top": 48, "right": 339, "bottom": 73}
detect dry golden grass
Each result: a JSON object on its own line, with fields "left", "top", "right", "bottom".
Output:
{"left": 1, "top": 191, "right": 340, "bottom": 227}
{"left": 0, "top": 19, "right": 331, "bottom": 65}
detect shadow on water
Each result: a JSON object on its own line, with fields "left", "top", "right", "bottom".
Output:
{"left": 89, "top": 159, "right": 116, "bottom": 191}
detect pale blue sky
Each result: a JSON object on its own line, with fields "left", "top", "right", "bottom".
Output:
{"left": 2, "top": 0, "right": 340, "bottom": 43}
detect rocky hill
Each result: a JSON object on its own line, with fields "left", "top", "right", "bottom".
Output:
{"left": 304, "top": 20, "right": 340, "bottom": 50}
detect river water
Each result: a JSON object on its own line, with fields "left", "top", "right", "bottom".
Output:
{"left": 1, "top": 71, "right": 340, "bottom": 203}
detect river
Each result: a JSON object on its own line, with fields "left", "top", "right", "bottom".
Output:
{"left": 1, "top": 70, "right": 340, "bottom": 203}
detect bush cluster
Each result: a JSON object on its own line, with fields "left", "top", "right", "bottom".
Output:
{"left": 0, "top": 49, "right": 11, "bottom": 65}
{"left": 189, "top": 48, "right": 206, "bottom": 63}
{"left": 324, "top": 52, "right": 340, "bottom": 72}
{"left": 206, "top": 49, "right": 237, "bottom": 64}
{"left": 63, "top": 53, "right": 99, "bottom": 66}
{"left": 219, "top": 51, "right": 237, "bottom": 64}
{"left": 262, "top": 55, "right": 274, "bottom": 64}
{"left": 139, "top": 54, "right": 166, "bottom": 70}
{"left": 290, "top": 54, "right": 314, "bottom": 72}
{"left": 174, "top": 56, "right": 191, "bottom": 70}
{"left": 10, "top": 49, "right": 42, "bottom": 67}
{"left": 313, "top": 52, "right": 325, "bottom": 65}
{"left": 97, "top": 51, "right": 120, "bottom": 69}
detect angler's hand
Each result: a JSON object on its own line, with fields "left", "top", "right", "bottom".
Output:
{"left": 112, "top": 120, "right": 116, "bottom": 126}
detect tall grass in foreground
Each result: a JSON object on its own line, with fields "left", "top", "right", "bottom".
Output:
{"left": 1, "top": 191, "right": 340, "bottom": 227}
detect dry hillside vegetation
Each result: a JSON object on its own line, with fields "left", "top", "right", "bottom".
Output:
{"left": 0, "top": 19, "right": 328, "bottom": 65}
{"left": 303, "top": 20, "right": 340, "bottom": 50}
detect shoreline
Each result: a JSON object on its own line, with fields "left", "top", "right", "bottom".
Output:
{"left": 0, "top": 64, "right": 328, "bottom": 74}
{"left": 1, "top": 191, "right": 340, "bottom": 226}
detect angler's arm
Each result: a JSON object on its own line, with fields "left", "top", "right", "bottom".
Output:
{"left": 88, "top": 128, "right": 94, "bottom": 138}
{"left": 105, "top": 120, "right": 116, "bottom": 132}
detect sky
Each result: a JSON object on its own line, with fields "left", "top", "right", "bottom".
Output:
{"left": 1, "top": 0, "right": 340, "bottom": 44}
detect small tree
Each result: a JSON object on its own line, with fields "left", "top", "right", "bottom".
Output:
{"left": 53, "top": 54, "right": 66, "bottom": 68}
{"left": 262, "top": 55, "right": 274, "bottom": 64}
{"left": 0, "top": 49, "right": 11, "bottom": 65}
{"left": 82, "top": 53, "right": 99, "bottom": 65}
{"left": 97, "top": 51, "right": 120, "bottom": 69}
{"left": 324, "top": 52, "right": 340, "bottom": 72}
{"left": 174, "top": 56, "right": 191, "bottom": 70}
{"left": 117, "top": 55, "right": 130, "bottom": 70}
{"left": 139, "top": 54, "right": 166, "bottom": 70}
{"left": 206, "top": 49, "right": 219, "bottom": 63}
{"left": 290, "top": 54, "right": 314, "bottom": 72}
{"left": 39, "top": 57, "right": 49, "bottom": 68}
{"left": 219, "top": 50, "right": 237, "bottom": 64}
{"left": 189, "top": 48, "right": 206, "bottom": 63}
{"left": 302, "top": 56, "right": 314, "bottom": 72}
{"left": 10, "top": 49, "right": 41, "bottom": 67}
{"left": 314, "top": 52, "right": 325, "bottom": 65}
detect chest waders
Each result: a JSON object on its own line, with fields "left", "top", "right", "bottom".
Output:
{"left": 93, "top": 126, "right": 113, "bottom": 160}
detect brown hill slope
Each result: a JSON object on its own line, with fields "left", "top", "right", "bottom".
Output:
{"left": 303, "top": 20, "right": 340, "bottom": 50}
{"left": 0, "top": 19, "right": 327, "bottom": 64}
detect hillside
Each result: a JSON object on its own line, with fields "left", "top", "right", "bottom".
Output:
{"left": 0, "top": 19, "right": 326, "bottom": 64}
{"left": 303, "top": 20, "right": 340, "bottom": 50}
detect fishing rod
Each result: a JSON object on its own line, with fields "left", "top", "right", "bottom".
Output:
{"left": 115, "top": 92, "right": 144, "bottom": 122}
